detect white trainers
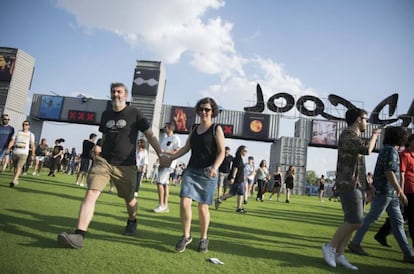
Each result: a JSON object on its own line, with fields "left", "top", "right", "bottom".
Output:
{"left": 153, "top": 205, "right": 163, "bottom": 213}
{"left": 336, "top": 255, "right": 358, "bottom": 270}
{"left": 154, "top": 205, "right": 170, "bottom": 213}
{"left": 161, "top": 206, "right": 170, "bottom": 213}
{"left": 322, "top": 243, "right": 336, "bottom": 267}
{"left": 134, "top": 192, "right": 138, "bottom": 197}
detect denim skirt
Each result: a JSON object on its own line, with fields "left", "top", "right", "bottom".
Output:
{"left": 180, "top": 167, "right": 218, "bottom": 205}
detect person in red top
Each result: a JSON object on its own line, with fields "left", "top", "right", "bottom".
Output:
{"left": 374, "top": 133, "right": 414, "bottom": 248}
{"left": 402, "top": 134, "right": 414, "bottom": 247}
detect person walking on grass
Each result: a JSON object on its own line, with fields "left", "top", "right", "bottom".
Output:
{"left": 244, "top": 156, "right": 255, "bottom": 203}
{"left": 319, "top": 175, "right": 326, "bottom": 202}
{"left": 0, "top": 114, "right": 14, "bottom": 173}
{"left": 153, "top": 122, "right": 181, "bottom": 213}
{"left": 348, "top": 127, "right": 414, "bottom": 264}
{"left": 48, "top": 138, "right": 64, "bottom": 177}
{"left": 32, "top": 138, "right": 49, "bottom": 176}
{"left": 215, "top": 145, "right": 248, "bottom": 213}
{"left": 8, "top": 120, "right": 35, "bottom": 187}
{"left": 57, "top": 82, "right": 163, "bottom": 249}
{"left": 75, "top": 133, "right": 97, "bottom": 186}
{"left": 269, "top": 165, "right": 282, "bottom": 201}
{"left": 284, "top": 165, "right": 295, "bottom": 203}
{"left": 163, "top": 97, "right": 225, "bottom": 253}
{"left": 255, "top": 159, "right": 270, "bottom": 202}
{"left": 322, "top": 108, "right": 381, "bottom": 270}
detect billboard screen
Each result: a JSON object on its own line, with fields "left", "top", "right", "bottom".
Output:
{"left": 170, "top": 106, "right": 196, "bottom": 134}
{"left": 242, "top": 113, "right": 270, "bottom": 141}
{"left": 38, "top": 96, "right": 64, "bottom": 120}
{"left": 131, "top": 68, "right": 160, "bottom": 96}
{"left": 310, "top": 120, "right": 337, "bottom": 147}
{"left": 0, "top": 54, "right": 16, "bottom": 83}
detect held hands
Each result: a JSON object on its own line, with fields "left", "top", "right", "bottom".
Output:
{"left": 398, "top": 191, "right": 408, "bottom": 206}
{"left": 159, "top": 153, "right": 172, "bottom": 167}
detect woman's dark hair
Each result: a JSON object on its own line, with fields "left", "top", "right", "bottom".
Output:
{"left": 195, "top": 97, "right": 219, "bottom": 118}
{"left": 383, "top": 126, "right": 407, "bottom": 146}
{"left": 235, "top": 145, "right": 247, "bottom": 159}
{"left": 259, "top": 160, "right": 267, "bottom": 168}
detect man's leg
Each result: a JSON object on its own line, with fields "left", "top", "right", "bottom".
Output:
{"left": 77, "top": 189, "right": 102, "bottom": 230}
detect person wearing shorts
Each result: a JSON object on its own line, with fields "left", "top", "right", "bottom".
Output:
{"left": 153, "top": 122, "right": 181, "bottom": 213}
{"left": 215, "top": 145, "right": 248, "bottom": 214}
{"left": 57, "top": 82, "right": 163, "bottom": 249}
{"left": 32, "top": 138, "right": 49, "bottom": 176}
{"left": 9, "top": 120, "right": 35, "bottom": 187}
{"left": 0, "top": 114, "right": 14, "bottom": 172}
{"left": 322, "top": 108, "right": 381, "bottom": 270}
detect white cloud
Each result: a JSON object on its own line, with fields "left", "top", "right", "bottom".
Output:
{"left": 55, "top": 0, "right": 243, "bottom": 76}
{"left": 56, "top": 0, "right": 318, "bottom": 109}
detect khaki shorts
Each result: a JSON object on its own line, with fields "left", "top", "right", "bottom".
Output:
{"left": 87, "top": 155, "right": 137, "bottom": 202}
{"left": 12, "top": 154, "right": 28, "bottom": 169}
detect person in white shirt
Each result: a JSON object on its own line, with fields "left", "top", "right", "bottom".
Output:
{"left": 154, "top": 122, "right": 181, "bottom": 213}
{"left": 9, "top": 120, "right": 35, "bottom": 187}
{"left": 135, "top": 138, "right": 148, "bottom": 197}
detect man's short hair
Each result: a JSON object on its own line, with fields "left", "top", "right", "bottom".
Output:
{"left": 165, "top": 122, "right": 175, "bottom": 131}
{"left": 110, "top": 82, "right": 128, "bottom": 94}
{"left": 89, "top": 133, "right": 97, "bottom": 139}
{"left": 345, "top": 108, "right": 367, "bottom": 126}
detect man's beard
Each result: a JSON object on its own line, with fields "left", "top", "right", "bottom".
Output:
{"left": 112, "top": 98, "right": 127, "bottom": 107}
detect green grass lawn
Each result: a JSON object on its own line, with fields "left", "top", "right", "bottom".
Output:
{"left": 0, "top": 169, "right": 413, "bottom": 273}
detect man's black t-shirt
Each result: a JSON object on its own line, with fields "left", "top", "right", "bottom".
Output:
{"left": 99, "top": 106, "right": 150, "bottom": 166}
{"left": 80, "top": 139, "right": 95, "bottom": 160}
{"left": 219, "top": 154, "right": 233, "bottom": 173}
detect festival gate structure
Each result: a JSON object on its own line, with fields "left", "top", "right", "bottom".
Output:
{"left": 7, "top": 55, "right": 411, "bottom": 195}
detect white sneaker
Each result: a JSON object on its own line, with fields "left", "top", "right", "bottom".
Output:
{"left": 322, "top": 243, "right": 336, "bottom": 267}
{"left": 32, "top": 172, "right": 36, "bottom": 176}
{"left": 75, "top": 182, "right": 79, "bottom": 185}
{"left": 134, "top": 192, "right": 138, "bottom": 197}
{"left": 80, "top": 183, "right": 85, "bottom": 187}
{"left": 336, "top": 255, "right": 358, "bottom": 270}
{"left": 153, "top": 205, "right": 163, "bottom": 213}
{"left": 161, "top": 206, "right": 170, "bottom": 213}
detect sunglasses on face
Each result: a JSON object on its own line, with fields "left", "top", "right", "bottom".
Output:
{"left": 198, "top": 107, "right": 212, "bottom": 113}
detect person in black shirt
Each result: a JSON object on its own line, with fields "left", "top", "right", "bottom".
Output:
{"left": 75, "top": 133, "right": 97, "bottom": 187}
{"left": 217, "top": 146, "right": 233, "bottom": 197}
{"left": 163, "top": 97, "right": 225, "bottom": 253}
{"left": 48, "top": 138, "right": 64, "bottom": 177}
{"left": 57, "top": 82, "right": 163, "bottom": 249}
{"left": 215, "top": 145, "right": 248, "bottom": 213}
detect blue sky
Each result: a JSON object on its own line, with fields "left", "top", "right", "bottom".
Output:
{"left": 2, "top": 0, "right": 413, "bottom": 175}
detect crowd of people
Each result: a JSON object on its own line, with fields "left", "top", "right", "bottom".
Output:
{"left": 1, "top": 85, "right": 413, "bottom": 269}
